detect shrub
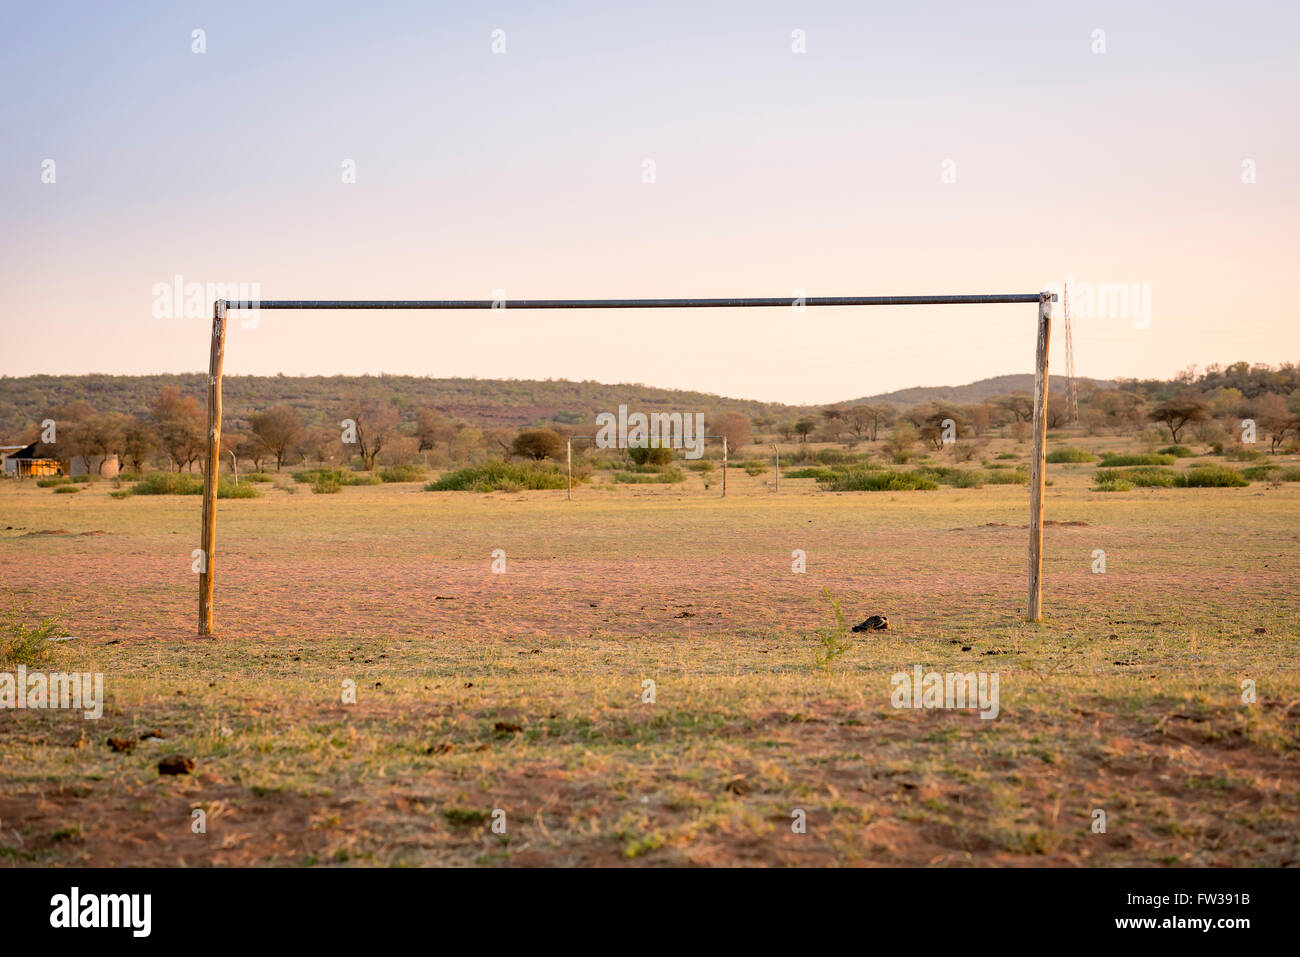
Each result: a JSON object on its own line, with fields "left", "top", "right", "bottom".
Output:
{"left": 1093, "top": 477, "right": 1134, "bottom": 492}
{"left": 0, "top": 610, "right": 68, "bottom": 667}
{"left": 1046, "top": 447, "right": 1095, "bottom": 463}
{"left": 984, "top": 469, "right": 1030, "bottom": 485}
{"left": 1176, "top": 465, "right": 1248, "bottom": 488}
{"left": 784, "top": 467, "right": 838, "bottom": 480}
{"left": 996, "top": 452, "right": 1018, "bottom": 460}
{"left": 687, "top": 460, "right": 714, "bottom": 472}
{"left": 69, "top": 474, "right": 98, "bottom": 483}
{"left": 1098, "top": 453, "right": 1176, "bottom": 467}
{"left": 133, "top": 472, "right": 204, "bottom": 495}
{"left": 425, "top": 460, "right": 569, "bottom": 492}
{"left": 293, "top": 468, "right": 380, "bottom": 487}
{"left": 219, "top": 481, "right": 259, "bottom": 498}
{"left": 822, "top": 470, "right": 938, "bottom": 492}
{"left": 312, "top": 474, "right": 342, "bottom": 494}
{"left": 1157, "top": 445, "right": 1194, "bottom": 458}
{"left": 1224, "top": 447, "right": 1265, "bottom": 462}
{"left": 612, "top": 468, "right": 685, "bottom": 484}
{"left": 242, "top": 472, "right": 275, "bottom": 483}
{"left": 1094, "top": 467, "right": 1177, "bottom": 488}
{"left": 628, "top": 445, "right": 675, "bottom": 467}
{"left": 378, "top": 464, "right": 426, "bottom": 483}
{"left": 743, "top": 463, "right": 767, "bottom": 477}
{"left": 814, "top": 449, "right": 851, "bottom": 465}
{"left": 1240, "top": 465, "right": 1279, "bottom": 481}
{"left": 53, "top": 485, "right": 80, "bottom": 494}
{"left": 130, "top": 472, "right": 257, "bottom": 497}
{"left": 36, "top": 477, "right": 68, "bottom": 487}
{"left": 1279, "top": 467, "right": 1300, "bottom": 482}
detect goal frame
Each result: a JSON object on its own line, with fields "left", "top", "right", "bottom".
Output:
{"left": 199, "top": 292, "right": 1055, "bottom": 635}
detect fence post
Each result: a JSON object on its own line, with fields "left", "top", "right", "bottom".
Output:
{"left": 566, "top": 436, "right": 572, "bottom": 501}
{"left": 1027, "top": 293, "right": 1052, "bottom": 621}
{"left": 722, "top": 437, "right": 728, "bottom": 498}
{"left": 773, "top": 443, "right": 779, "bottom": 492}
{"left": 199, "top": 300, "right": 227, "bottom": 636}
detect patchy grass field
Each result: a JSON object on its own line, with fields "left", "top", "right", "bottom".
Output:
{"left": 1, "top": 457, "right": 1298, "bottom": 866}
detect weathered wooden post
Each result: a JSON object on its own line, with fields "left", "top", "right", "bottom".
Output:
{"left": 722, "top": 436, "right": 728, "bottom": 498}
{"left": 566, "top": 436, "right": 572, "bottom": 501}
{"left": 1027, "top": 292, "right": 1052, "bottom": 621}
{"left": 199, "top": 300, "right": 227, "bottom": 636}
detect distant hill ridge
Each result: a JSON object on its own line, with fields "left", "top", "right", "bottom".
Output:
{"left": 0, "top": 371, "right": 1116, "bottom": 436}
{"left": 848, "top": 374, "right": 1115, "bottom": 408}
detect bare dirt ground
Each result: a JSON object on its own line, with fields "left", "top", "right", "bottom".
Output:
{"left": 2, "top": 459, "right": 1298, "bottom": 866}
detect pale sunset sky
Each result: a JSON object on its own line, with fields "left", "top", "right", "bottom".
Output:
{"left": 1, "top": 1, "right": 1296, "bottom": 404}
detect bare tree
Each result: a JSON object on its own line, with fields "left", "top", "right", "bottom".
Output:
{"left": 248, "top": 405, "right": 304, "bottom": 470}
{"left": 340, "top": 396, "right": 400, "bottom": 470}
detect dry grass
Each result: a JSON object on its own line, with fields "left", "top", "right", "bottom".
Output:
{"left": 1, "top": 443, "right": 1297, "bottom": 866}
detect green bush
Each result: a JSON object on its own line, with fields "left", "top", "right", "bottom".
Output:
{"left": 1, "top": 610, "right": 68, "bottom": 667}
{"left": 1177, "top": 465, "right": 1248, "bottom": 488}
{"left": 130, "top": 472, "right": 257, "bottom": 497}
{"left": 53, "top": 485, "right": 80, "bottom": 494}
{"left": 219, "top": 481, "right": 259, "bottom": 498}
{"left": 1279, "top": 467, "right": 1300, "bottom": 482}
{"left": 822, "top": 470, "right": 938, "bottom": 492}
{"left": 813, "top": 449, "right": 851, "bottom": 465}
{"left": 312, "top": 474, "right": 342, "bottom": 494}
{"left": 743, "top": 463, "right": 767, "bottom": 477}
{"left": 293, "top": 467, "right": 380, "bottom": 487}
{"left": 612, "top": 469, "right": 685, "bottom": 484}
{"left": 984, "top": 470, "right": 1030, "bottom": 485}
{"left": 1098, "top": 453, "right": 1176, "bottom": 467}
{"left": 1093, "top": 477, "right": 1134, "bottom": 492}
{"left": 628, "top": 445, "right": 675, "bottom": 467}
{"left": 1157, "top": 445, "right": 1194, "bottom": 458}
{"left": 242, "top": 472, "right": 275, "bottom": 483}
{"left": 1094, "top": 467, "right": 1177, "bottom": 488}
{"left": 378, "top": 464, "right": 426, "bottom": 483}
{"left": 996, "top": 452, "right": 1018, "bottom": 460}
{"left": 1224, "top": 447, "right": 1265, "bottom": 462}
{"left": 1046, "top": 447, "right": 1095, "bottom": 463}
{"left": 36, "top": 477, "right": 68, "bottom": 487}
{"left": 1240, "top": 465, "right": 1279, "bottom": 481}
{"left": 784, "top": 467, "right": 838, "bottom": 480}
{"left": 69, "top": 474, "right": 98, "bottom": 483}
{"left": 687, "top": 460, "right": 714, "bottom": 472}
{"left": 133, "top": 472, "right": 204, "bottom": 495}
{"left": 425, "top": 460, "right": 570, "bottom": 492}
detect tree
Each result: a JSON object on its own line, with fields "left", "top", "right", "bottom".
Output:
{"left": 793, "top": 418, "right": 817, "bottom": 443}
{"left": 709, "top": 412, "right": 751, "bottom": 451}
{"left": 1254, "top": 393, "right": 1300, "bottom": 453}
{"left": 120, "top": 416, "right": 157, "bottom": 473}
{"left": 248, "top": 405, "right": 304, "bottom": 470}
{"left": 339, "top": 396, "right": 400, "bottom": 470}
{"left": 511, "top": 429, "right": 564, "bottom": 460}
{"left": 415, "top": 408, "right": 460, "bottom": 453}
{"left": 883, "top": 422, "right": 918, "bottom": 463}
{"left": 150, "top": 387, "right": 205, "bottom": 472}
{"left": 999, "top": 393, "right": 1035, "bottom": 424}
{"left": 1149, "top": 393, "right": 1210, "bottom": 443}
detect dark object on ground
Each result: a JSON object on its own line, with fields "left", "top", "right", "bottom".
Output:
{"left": 852, "top": 615, "right": 890, "bottom": 632}
{"left": 106, "top": 737, "right": 136, "bottom": 753}
{"left": 158, "top": 754, "right": 195, "bottom": 775}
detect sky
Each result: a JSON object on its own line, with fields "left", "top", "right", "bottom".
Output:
{"left": 1, "top": 0, "right": 1296, "bottom": 405}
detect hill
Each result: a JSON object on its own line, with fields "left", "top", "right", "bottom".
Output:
{"left": 0, "top": 373, "right": 803, "bottom": 438}
{"left": 847, "top": 374, "right": 1115, "bottom": 408}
